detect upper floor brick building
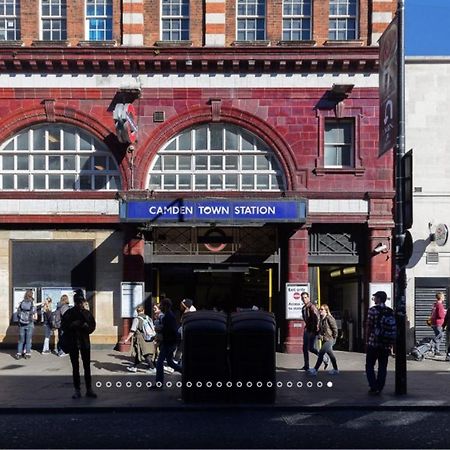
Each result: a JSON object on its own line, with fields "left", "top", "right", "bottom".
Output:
{"left": 0, "top": 1, "right": 397, "bottom": 354}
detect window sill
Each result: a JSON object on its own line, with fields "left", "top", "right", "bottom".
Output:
{"left": 313, "top": 167, "right": 365, "bottom": 176}
{"left": 0, "top": 40, "right": 23, "bottom": 47}
{"left": 77, "top": 40, "right": 117, "bottom": 47}
{"left": 154, "top": 40, "right": 192, "bottom": 47}
{"left": 31, "top": 40, "right": 70, "bottom": 47}
{"left": 324, "top": 40, "right": 364, "bottom": 47}
{"left": 278, "top": 40, "right": 316, "bottom": 47}
{"left": 232, "top": 40, "right": 271, "bottom": 47}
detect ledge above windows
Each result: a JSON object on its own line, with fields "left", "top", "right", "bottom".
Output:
{"left": 155, "top": 40, "right": 192, "bottom": 48}
{"left": 0, "top": 40, "right": 23, "bottom": 47}
{"left": 313, "top": 167, "right": 365, "bottom": 176}
{"left": 77, "top": 40, "right": 117, "bottom": 47}
{"left": 232, "top": 40, "right": 271, "bottom": 47}
{"left": 31, "top": 40, "right": 70, "bottom": 47}
{"left": 278, "top": 40, "right": 316, "bottom": 47}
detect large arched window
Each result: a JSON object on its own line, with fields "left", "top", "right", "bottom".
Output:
{"left": 148, "top": 123, "right": 286, "bottom": 192}
{"left": 0, "top": 123, "right": 122, "bottom": 191}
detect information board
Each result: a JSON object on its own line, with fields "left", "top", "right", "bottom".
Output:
{"left": 121, "top": 282, "right": 145, "bottom": 318}
{"left": 285, "top": 283, "right": 310, "bottom": 320}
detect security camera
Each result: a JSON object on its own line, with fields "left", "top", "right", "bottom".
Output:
{"left": 374, "top": 243, "right": 388, "bottom": 254}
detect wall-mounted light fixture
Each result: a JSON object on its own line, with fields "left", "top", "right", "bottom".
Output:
{"left": 373, "top": 241, "right": 390, "bottom": 254}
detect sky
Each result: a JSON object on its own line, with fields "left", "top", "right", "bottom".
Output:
{"left": 405, "top": 0, "right": 450, "bottom": 56}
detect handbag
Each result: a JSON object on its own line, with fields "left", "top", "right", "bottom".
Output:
{"left": 426, "top": 316, "right": 432, "bottom": 327}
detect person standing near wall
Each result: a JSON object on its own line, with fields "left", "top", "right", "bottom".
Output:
{"left": 430, "top": 292, "right": 446, "bottom": 356}
{"left": 15, "top": 289, "right": 37, "bottom": 360}
{"left": 61, "top": 292, "right": 97, "bottom": 399}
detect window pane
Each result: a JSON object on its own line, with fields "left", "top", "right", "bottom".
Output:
{"left": 195, "top": 155, "right": 207, "bottom": 170}
{"left": 210, "top": 174, "right": 222, "bottom": 189}
{"left": 225, "top": 155, "right": 238, "bottom": 170}
{"left": 34, "top": 174, "right": 46, "bottom": 190}
{"left": 33, "top": 128, "right": 45, "bottom": 150}
{"left": 80, "top": 155, "right": 91, "bottom": 170}
{"left": 63, "top": 174, "right": 76, "bottom": 189}
{"left": 2, "top": 174, "right": 14, "bottom": 189}
{"left": 94, "top": 155, "right": 107, "bottom": 171}
{"left": 63, "top": 128, "right": 76, "bottom": 150}
{"left": 49, "top": 174, "right": 60, "bottom": 189}
{"left": 94, "top": 176, "right": 107, "bottom": 190}
{"left": 242, "top": 155, "right": 254, "bottom": 170}
{"left": 225, "top": 174, "right": 238, "bottom": 189}
{"left": 80, "top": 175, "right": 92, "bottom": 189}
{"left": 256, "top": 174, "right": 269, "bottom": 189}
{"left": 178, "top": 155, "right": 191, "bottom": 170}
{"left": 178, "top": 132, "right": 191, "bottom": 150}
{"left": 17, "top": 132, "right": 28, "bottom": 150}
{"left": 178, "top": 174, "right": 191, "bottom": 189}
{"left": 195, "top": 174, "right": 208, "bottom": 189}
{"left": 195, "top": 127, "right": 207, "bottom": 150}
{"left": 17, "top": 154, "right": 28, "bottom": 170}
{"left": 242, "top": 174, "right": 254, "bottom": 189}
{"left": 324, "top": 146, "right": 337, "bottom": 166}
{"left": 63, "top": 155, "right": 76, "bottom": 170}
{"left": 79, "top": 132, "right": 91, "bottom": 150}
{"left": 3, "top": 155, "right": 14, "bottom": 170}
{"left": 149, "top": 174, "right": 161, "bottom": 189}
{"left": 33, "top": 155, "right": 46, "bottom": 170}
{"left": 163, "top": 155, "right": 176, "bottom": 170}
{"left": 17, "top": 174, "right": 28, "bottom": 189}
{"left": 109, "top": 175, "right": 120, "bottom": 190}
{"left": 164, "top": 174, "right": 176, "bottom": 189}
{"left": 256, "top": 154, "right": 270, "bottom": 170}
{"left": 225, "top": 127, "right": 238, "bottom": 150}
{"left": 210, "top": 155, "right": 222, "bottom": 170}
{"left": 210, "top": 125, "right": 223, "bottom": 150}
{"left": 49, "top": 155, "right": 61, "bottom": 170}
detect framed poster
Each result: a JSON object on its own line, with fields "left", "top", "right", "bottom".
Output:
{"left": 369, "top": 283, "right": 393, "bottom": 308}
{"left": 41, "top": 287, "right": 85, "bottom": 310}
{"left": 285, "top": 283, "right": 310, "bottom": 320}
{"left": 121, "top": 282, "right": 144, "bottom": 318}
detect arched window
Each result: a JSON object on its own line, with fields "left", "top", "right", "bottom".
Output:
{"left": 148, "top": 123, "right": 285, "bottom": 191}
{"left": 0, "top": 123, "right": 122, "bottom": 191}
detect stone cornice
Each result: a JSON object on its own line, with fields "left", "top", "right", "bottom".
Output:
{"left": 0, "top": 46, "right": 379, "bottom": 74}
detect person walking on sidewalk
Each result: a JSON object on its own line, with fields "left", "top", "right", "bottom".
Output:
{"left": 151, "top": 298, "right": 182, "bottom": 389}
{"left": 122, "top": 304, "right": 156, "bottom": 374}
{"left": 15, "top": 289, "right": 37, "bottom": 360}
{"left": 61, "top": 292, "right": 97, "bottom": 399}
{"left": 308, "top": 304, "right": 339, "bottom": 375}
{"left": 365, "top": 291, "right": 396, "bottom": 395}
{"left": 300, "top": 292, "right": 328, "bottom": 370}
{"left": 41, "top": 298, "right": 56, "bottom": 354}
{"left": 430, "top": 292, "right": 446, "bottom": 356}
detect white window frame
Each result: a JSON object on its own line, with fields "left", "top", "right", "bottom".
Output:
{"left": 85, "top": 0, "right": 113, "bottom": 41}
{"left": 328, "top": 0, "right": 358, "bottom": 41}
{"left": 324, "top": 119, "right": 354, "bottom": 168}
{"left": 160, "top": 0, "right": 189, "bottom": 41}
{"left": 282, "top": 0, "right": 311, "bottom": 41}
{"left": 0, "top": 0, "right": 19, "bottom": 41}
{"left": 236, "top": 0, "right": 266, "bottom": 41}
{"left": 0, "top": 124, "right": 122, "bottom": 191}
{"left": 40, "top": 0, "right": 67, "bottom": 41}
{"left": 148, "top": 123, "right": 285, "bottom": 192}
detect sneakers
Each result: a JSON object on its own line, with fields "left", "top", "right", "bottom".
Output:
{"left": 86, "top": 390, "right": 97, "bottom": 398}
{"left": 146, "top": 368, "right": 157, "bottom": 375}
{"left": 368, "top": 388, "right": 380, "bottom": 395}
{"left": 126, "top": 366, "right": 137, "bottom": 373}
{"left": 164, "top": 366, "right": 175, "bottom": 374}
{"left": 72, "top": 390, "right": 82, "bottom": 399}
{"left": 307, "top": 368, "right": 318, "bottom": 376}
{"left": 299, "top": 366, "right": 309, "bottom": 371}
{"left": 58, "top": 351, "right": 68, "bottom": 357}
{"left": 42, "top": 350, "right": 50, "bottom": 355}
{"left": 14, "top": 353, "right": 21, "bottom": 360}
{"left": 24, "top": 353, "right": 31, "bottom": 359}
{"left": 329, "top": 369, "right": 340, "bottom": 375}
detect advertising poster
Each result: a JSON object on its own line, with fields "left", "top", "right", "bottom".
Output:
{"left": 121, "top": 282, "right": 145, "bottom": 318}
{"left": 285, "top": 283, "right": 310, "bottom": 319}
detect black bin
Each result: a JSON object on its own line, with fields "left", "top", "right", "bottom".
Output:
{"left": 181, "top": 310, "right": 229, "bottom": 402}
{"left": 229, "top": 311, "right": 276, "bottom": 403}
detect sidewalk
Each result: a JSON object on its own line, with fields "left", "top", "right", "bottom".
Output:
{"left": 1, "top": 349, "right": 449, "bottom": 411}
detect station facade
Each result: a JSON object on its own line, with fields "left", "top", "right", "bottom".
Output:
{"left": 0, "top": 0, "right": 395, "bottom": 352}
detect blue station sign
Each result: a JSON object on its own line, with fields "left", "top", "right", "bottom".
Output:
{"left": 120, "top": 198, "right": 307, "bottom": 225}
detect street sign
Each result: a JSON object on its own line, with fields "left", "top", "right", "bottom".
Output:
{"left": 285, "top": 283, "right": 309, "bottom": 320}
{"left": 379, "top": 16, "right": 398, "bottom": 156}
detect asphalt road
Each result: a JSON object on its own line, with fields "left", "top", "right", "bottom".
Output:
{"left": 0, "top": 408, "right": 447, "bottom": 449}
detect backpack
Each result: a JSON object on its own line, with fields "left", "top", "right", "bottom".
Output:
{"left": 375, "top": 306, "right": 397, "bottom": 345}
{"left": 18, "top": 300, "right": 34, "bottom": 325}
{"left": 138, "top": 315, "right": 156, "bottom": 342}
{"left": 51, "top": 309, "right": 62, "bottom": 329}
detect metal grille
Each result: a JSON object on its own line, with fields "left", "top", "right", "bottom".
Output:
{"left": 309, "top": 232, "right": 358, "bottom": 256}
{"left": 414, "top": 286, "right": 447, "bottom": 351}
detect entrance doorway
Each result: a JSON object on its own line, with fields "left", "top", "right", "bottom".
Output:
{"left": 150, "top": 264, "right": 277, "bottom": 314}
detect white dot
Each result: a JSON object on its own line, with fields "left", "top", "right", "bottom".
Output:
{"left": 306, "top": 381, "right": 313, "bottom": 388}
{"left": 96, "top": 381, "right": 102, "bottom": 388}
{"left": 176, "top": 381, "right": 182, "bottom": 388}
{"left": 317, "top": 381, "right": 323, "bottom": 388}
{"left": 267, "top": 381, "right": 273, "bottom": 388}
{"left": 186, "top": 381, "right": 192, "bottom": 388}
{"left": 206, "top": 381, "right": 213, "bottom": 388}
{"left": 327, "top": 381, "right": 333, "bottom": 388}
{"left": 236, "top": 381, "right": 243, "bottom": 388}
{"left": 156, "top": 381, "right": 163, "bottom": 388}
{"left": 196, "top": 381, "right": 202, "bottom": 388}
{"left": 126, "top": 382, "right": 132, "bottom": 388}
{"left": 256, "top": 381, "right": 263, "bottom": 388}
{"left": 226, "top": 381, "right": 232, "bottom": 388}
{"left": 116, "top": 381, "right": 122, "bottom": 388}
{"left": 216, "top": 381, "right": 223, "bottom": 388}
{"left": 246, "top": 381, "right": 252, "bottom": 388}
{"left": 146, "top": 381, "right": 152, "bottom": 388}
{"left": 106, "top": 381, "right": 112, "bottom": 388}
{"left": 286, "top": 381, "right": 293, "bottom": 388}
{"left": 136, "top": 381, "right": 142, "bottom": 388}
{"left": 277, "top": 381, "right": 283, "bottom": 388}
{"left": 297, "top": 381, "right": 303, "bottom": 388}
{"left": 166, "top": 382, "right": 172, "bottom": 388}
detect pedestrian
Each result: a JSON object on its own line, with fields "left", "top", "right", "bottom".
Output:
{"left": 151, "top": 298, "right": 182, "bottom": 389}
{"left": 41, "top": 297, "right": 56, "bottom": 354}
{"left": 300, "top": 292, "right": 328, "bottom": 370}
{"left": 61, "top": 292, "right": 97, "bottom": 399}
{"left": 174, "top": 298, "right": 196, "bottom": 362}
{"left": 430, "top": 292, "right": 446, "bottom": 356}
{"left": 55, "top": 294, "right": 71, "bottom": 356}
{"left": 15, "top": 289, "right": 37, "bottom": 359}
{"left": 365, "top": 290, "right": 396, "bottom": 395}
{"left": 308, "top": 304, "right": 339, "bottom": 375}
{"left": 122, "top": 304, "right": 156, "bottom": 374}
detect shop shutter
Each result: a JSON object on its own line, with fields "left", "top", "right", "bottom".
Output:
{"left": 414, "top": 286, "right": 448, "bottom": 349}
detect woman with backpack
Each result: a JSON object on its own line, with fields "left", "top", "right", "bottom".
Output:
{"left": 308, "top": 304, "right": 339, "bottom": 376}
{"left": 15, "top": 289, "right": 37, "bottom": 360}
{"left": 122, "top": 304, "right": 156, "bottom": 374}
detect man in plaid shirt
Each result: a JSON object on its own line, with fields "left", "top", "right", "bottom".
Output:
{"left": 365, "top": 290, "right": 395, "bottom": 395}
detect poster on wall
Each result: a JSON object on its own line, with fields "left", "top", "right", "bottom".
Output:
{"left": 121, "top": 282, "right": 145, "bottom": 318}
{"left": 369, "top": 283, "right": 393, "bottom": 308}
{"left": 285, "top": 283, "right": 310, "bottom": 320}
{"left": 41, "top": 287, "right": 85, "bottom": 310}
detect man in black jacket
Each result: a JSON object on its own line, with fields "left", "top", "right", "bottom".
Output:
{"left": 61, "top": 292, "right": 97, "bottom": 399}
{"left": 152, "top": 298, "right": 181, "bottom": 389}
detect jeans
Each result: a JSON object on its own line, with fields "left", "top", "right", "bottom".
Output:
{"left": 303, "top": 330, "right": 329, "bottom": 368}
{"left": 365, "top": 346, "right": 390, "bottom": 392}
{"left": 69, "top": 345, "right": 92, "bottom": 391}
{"left": 432, "top": 326, "right": 443, "bottom": 353}
{"left": 314, "top": 340, "right": 338, "bottom": 371}
{"left": 155, "top": 343, "right": 182, "bottom": 384}
{"left": 17, "top": 323, "right": 34, "bottom": 354}
{"left": 42, "top": 324, "right": 53, "bottom": 352}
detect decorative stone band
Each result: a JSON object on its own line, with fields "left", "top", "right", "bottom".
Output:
{"left": 371, "top": 0, "right": 395, "bottom": 46}
{"left": 205, "top": 0, "right": 225, "bottom": 47}
{"left": 123, "top": 0, "right": 144, "bottom": 46}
